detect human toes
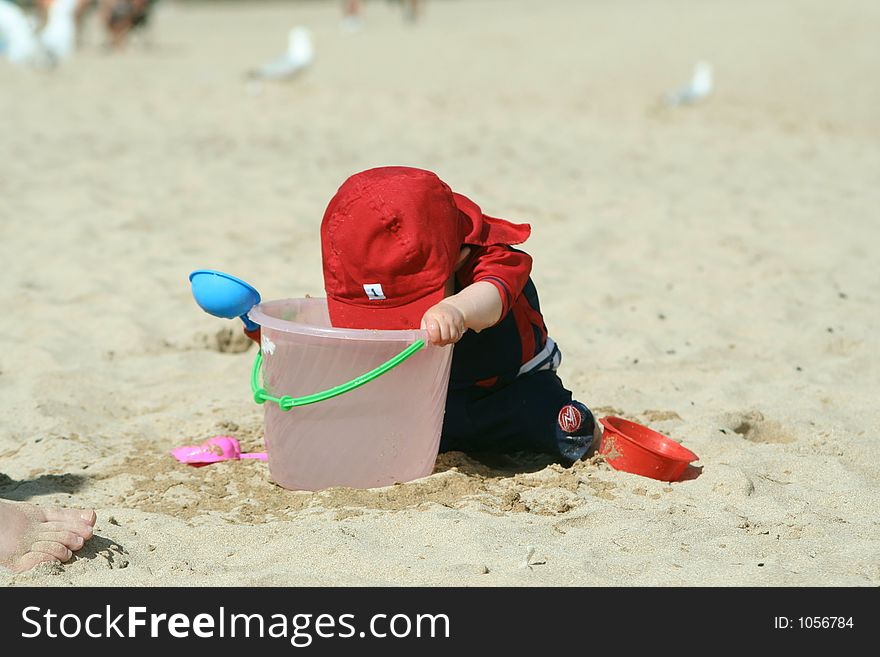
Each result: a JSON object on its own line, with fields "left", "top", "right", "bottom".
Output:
{"left": 43, "top": 506, "right": 96, "bottom": 527}
{"left": 79, "top": 509, "right": 97, "bottom": 526}
{"left": 30, "top": 540, "right": 74, "bottom": 562}
{"left": 36, "top": 529, "right": 87, "bottom": 552}
{"left": 41, "top": 520, "right": 94, "bottom": 541}
{"left": 13, "top": 551, "right": 61, "bottom": 574}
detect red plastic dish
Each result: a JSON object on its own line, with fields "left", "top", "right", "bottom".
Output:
{"left": 598, "top": 416, "right": 698, "bottom": 482}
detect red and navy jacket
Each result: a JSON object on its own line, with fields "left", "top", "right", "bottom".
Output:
{"left": 450, "top": 244, "right": 560, "bottom": 392}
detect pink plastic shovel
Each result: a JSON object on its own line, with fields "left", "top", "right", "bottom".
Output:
{"left": 171, "top": 436, "right": 267, "bottom": 468}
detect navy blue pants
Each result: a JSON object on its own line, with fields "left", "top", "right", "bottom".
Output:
{"left": 440, "top": 370, "right": 594, "bottom": 463}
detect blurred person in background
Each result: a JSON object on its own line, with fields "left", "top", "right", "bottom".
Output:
{"left": 396, "top": 0, "right": 422, "bottom": 22}
{"left": 341, "top": 0, "right": 362, "bottom": 31}
{"left": 35, "top": 0, "right": 85, "bottom": 58}
{"left": 35, "top": 0, "right": 92, "bottom": 32}
{"left": 342, "top": 0, "right": 423, "bottom": 31}
{"left": 99, "top": 0, "right": 156, "bottom": 49}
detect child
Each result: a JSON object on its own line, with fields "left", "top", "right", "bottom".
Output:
{"left": 320, "top": 166, "right": 599, "bottom": 463}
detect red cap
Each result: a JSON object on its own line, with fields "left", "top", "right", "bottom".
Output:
{"left": 321, "top": 167, "right": 531, "bottom": 330}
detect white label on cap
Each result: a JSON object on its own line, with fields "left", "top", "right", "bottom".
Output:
{"left": 363, "top": 283, "right": 386, "bottom": 300}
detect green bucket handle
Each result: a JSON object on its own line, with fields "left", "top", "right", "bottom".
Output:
{"left": 251, "top": 339, "right": 426, "bottom": 411}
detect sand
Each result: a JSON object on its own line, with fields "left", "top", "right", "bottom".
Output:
{"left": 1, "top": 0, "right": 878, "bottom": 586}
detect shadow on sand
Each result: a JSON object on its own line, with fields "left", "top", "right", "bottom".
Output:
{"left": 0, "top": 472, "right": 89, "bottom": 502}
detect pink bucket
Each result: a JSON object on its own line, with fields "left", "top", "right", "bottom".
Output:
{"left": 248, "top": 298, "right": 453, "bottom": 491}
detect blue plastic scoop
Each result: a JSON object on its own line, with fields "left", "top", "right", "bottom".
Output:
{"left": 189, "top": 269, "right": 261, "bottom": 332}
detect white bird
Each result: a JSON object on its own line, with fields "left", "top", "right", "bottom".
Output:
{"left": 0, "top": 0, "right": 48, "bottom": 66}
{"left": 665, "top": 61, "right": 713, "bottom": 107}
{"left": 248, "top": 27, "right": 314, "bottom": 80}
{"left": 40, "top": 0, "right": 78, "bottom": 62}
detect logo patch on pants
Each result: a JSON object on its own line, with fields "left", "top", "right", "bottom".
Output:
{"left": 558, "top": 404, "right": 583, "bottom": 434}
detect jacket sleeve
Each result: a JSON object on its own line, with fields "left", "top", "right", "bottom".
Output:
{"left": 456, "top": 245, "right": 532, "bottom": 322}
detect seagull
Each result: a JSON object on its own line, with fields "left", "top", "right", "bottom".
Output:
{"left": 247, "top": 27, "right": 314, "bottom": 81}
{"left": 665, "top": 61, "right": 713, "bottom": 107}
{"left": 40, "top": 0, "right": 78, "bottom": 62}
{"left": 0, "top": 0, "right": 48, "bottom": 66}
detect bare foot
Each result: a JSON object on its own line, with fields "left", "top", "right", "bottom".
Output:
{"left": 0, "top": 501, "right": 96, "bottom": 573}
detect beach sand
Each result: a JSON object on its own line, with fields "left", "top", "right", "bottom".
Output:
{"left": 1, "top": 0, "right": 877, "bottom": 586}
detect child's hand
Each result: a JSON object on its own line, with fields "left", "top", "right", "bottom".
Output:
{"left": 420, "top": 302, "right": 466, "bottom": 346}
